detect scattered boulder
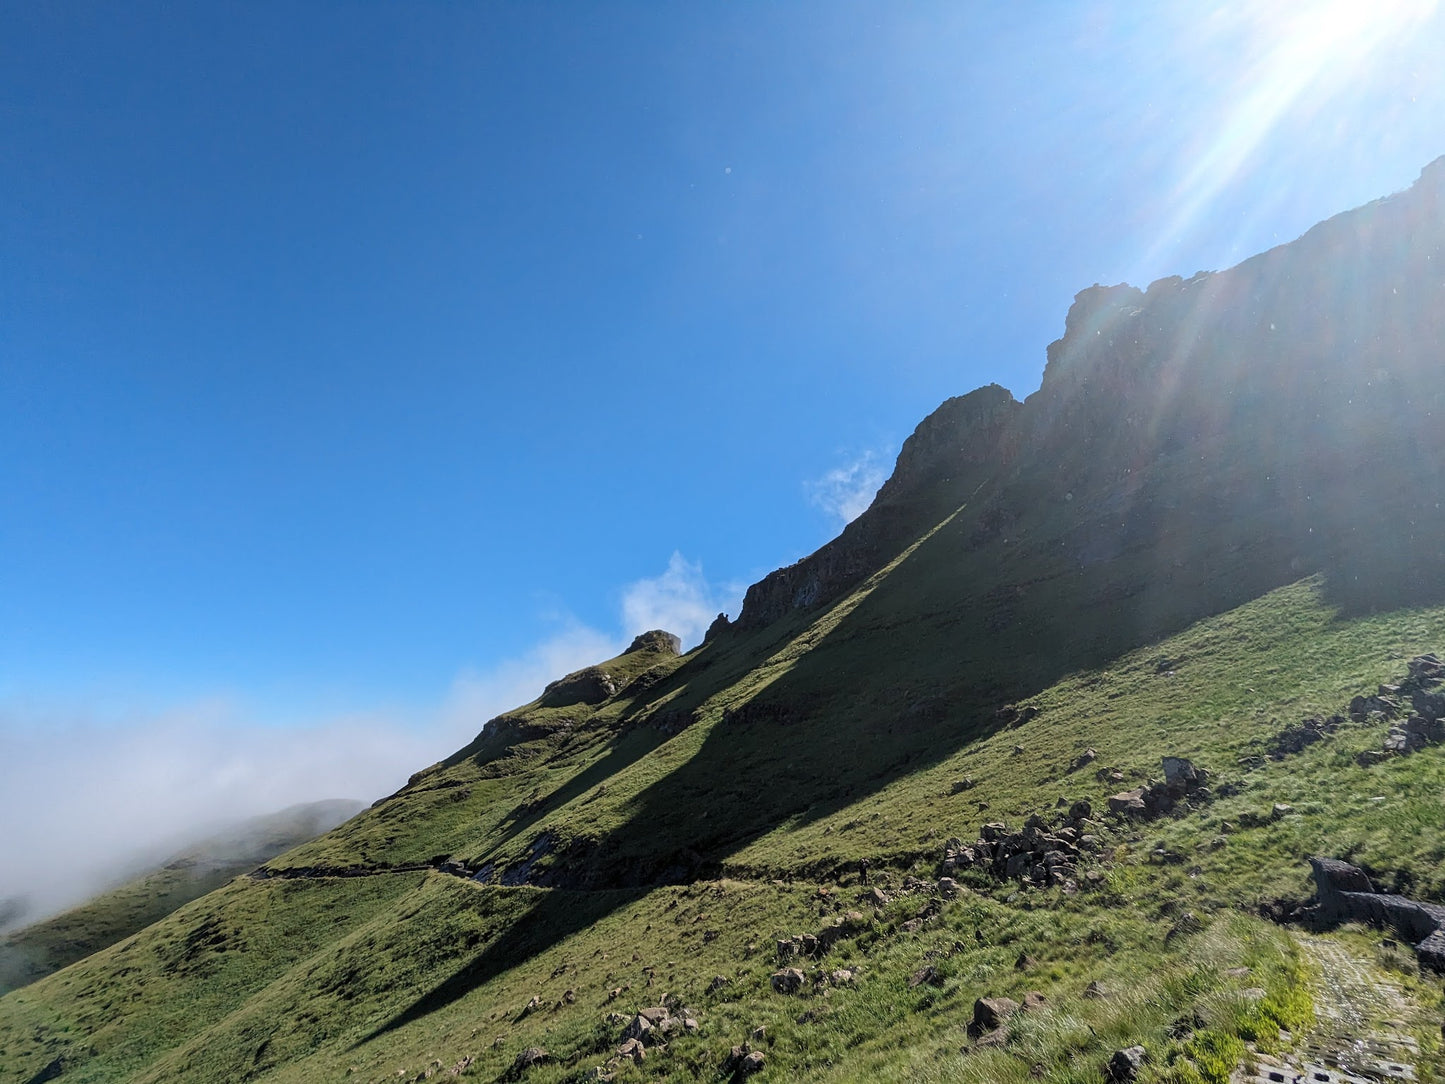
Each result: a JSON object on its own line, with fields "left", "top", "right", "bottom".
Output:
{"left": 1108, "top": 757, "right": 1211, "bottom": 820}
{"left": 1161, "top": 757, "right": 1202, "bottom": 787}
{"left": 1082, "top": 980, "right": 1107, "bottom": 999}
{"left": 1305, "top": 856, "right": 1445, "bottom": 971}
{"left": 1106, "top": 1045, "right": 1146, "bottom": 1082}
{"left": 1384, "top": 714, "right": 1445, "bottom": 755}
{"left": 1021, "top": 991, "right": 1047, "bottom": 1011}
{"left": 722, "top": 1044, "right": 765, "bottom": 1075}
{"left": 770, "top": 968, "right": 806, "bottom": 995}
{"left": 937, "top": 877, "right": 962, "bottom": 899}
{"left": 971, "top": 996, "right": 1020, "bottom": 1033}
{"left": 1069, "top": 748, "right": 1098, "bottom": 772}
{"left": 1107, "top": 790, "right": 1147, "bottom": 816}
{"left": 908, "top": 965, "right": 943, "bottom": 988}
{"left": 943, "top": 805, "right": 1096, "bottom": 890}
{"left": 509, "top": 1047, "right": 549, "bottom": 1077}
{"left": 615, "top": 1038, "right": 646, "bottom": 1064}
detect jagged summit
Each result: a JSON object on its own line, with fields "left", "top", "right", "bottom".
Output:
{"left": 736, "top": 154, "right": 1445, "bottom": 634}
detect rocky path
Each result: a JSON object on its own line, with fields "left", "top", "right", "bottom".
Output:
{"left": 1237, "top": 935, "right": 1421, "bottom": 1084}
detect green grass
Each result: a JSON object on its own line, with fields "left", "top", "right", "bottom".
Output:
{"left": 5, "top": 578, "right": 1445, "bottom": 1082}
{"left": 0, "top": 799, "right": 362, "bottom": 997}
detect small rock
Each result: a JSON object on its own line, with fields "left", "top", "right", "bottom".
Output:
{"left": 1021, "top": 991, "right": 1047, "bottom": 1011}
{"left": 741, "top": 1051, "right": 766, "bottom": 1074}
{"left": 1082, "top": 980, "right": 1106, "bottom": 999}
{"left": 707, "top": 975, "right": 730, "bottom": 993}
{"left": 770, "top": 968, "right": 805, "bottom": 995}
{"left": 973, "top": 996, "right": 1020, "bottom": 1031}
{"left": 1105, "top": 1045, "right": 1146, "bottom": 1082}
{"left": 1271, "top": 803, "right": 1294, "bottom": 820}
{"left": 1108, "top": 790, "right": 1147, "bottom": 816}
{"left": 937, "top": 877, "right": 962, "bottom": 899}
{"left": 750, "top": 1025, "right": 767, "bottom": 1042}
{"left": 616, "top": 1038, "right": 646, "bottom": 1064}
{"left": 908, "top": 965, "right": 943, "bottom": 988}
{"left": 510, "top": 1047, "right": 549, "bottom": 1075}
{"left": 1014, "top": 952, "right": 1038, "bottom": 971}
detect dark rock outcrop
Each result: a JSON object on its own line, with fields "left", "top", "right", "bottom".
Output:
{"left": 1307, "top": 857, "right": 1445, "bottom": 971}
{"left": 540, "top": 666, "right": 618, "bottom": 707}
{"left": 734, "top": 156, "right": 1445, "bottom": 638}
{"left": 943, "top": 806, "right": 1101, "bottom": 891}
{"left": 736, "top": 385, "right": 1022, "bottom": 630}
{"left": 626, "top": 629, "right": 683, "bottom": 656}
{"left": 1106, "top": 757, "right": 1210, "bottom": 820}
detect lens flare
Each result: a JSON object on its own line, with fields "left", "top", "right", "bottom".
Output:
{"left": 1144, "top": 0, "right": 1440, "bottom": 271}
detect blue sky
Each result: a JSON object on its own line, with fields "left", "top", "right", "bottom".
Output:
{"left": 2, "top": 2, "right": 1444, "bottom": 909}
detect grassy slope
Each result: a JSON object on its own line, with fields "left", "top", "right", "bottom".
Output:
{"left": 4, "top": 579, "right": 1445, "bottom": 1083}
{"left": 0, "top": 800, "right": 364, "bottom": 996}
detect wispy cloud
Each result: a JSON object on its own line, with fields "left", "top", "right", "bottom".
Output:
{"left": 0, "top": 553, "right": 740, "bottom": 924}
{"left": 807, "top": 449, "right": 890, "bottom": 527}
{"left": 440, "top": 619, "right": 623, "bottom": 738}
{"left": 0, "top": 700, "right": 435, "bottom": 922}
{"left": 620, "top": 552, "right": 742, "bottom": 649}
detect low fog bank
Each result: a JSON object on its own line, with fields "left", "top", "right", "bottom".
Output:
{"left": 0, "top": 553, "right": 743, "bottom": 928}
{"left": 0, "top": 709, "right": 437, "bottom": 925}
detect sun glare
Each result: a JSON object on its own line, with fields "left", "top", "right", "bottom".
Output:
{"left": 1143, "top": 0, "right": 1440, "bottom": 273}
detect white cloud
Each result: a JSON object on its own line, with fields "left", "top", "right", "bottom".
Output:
{"left": 440, "top": 619, "right": 623, "bottom": 737}
{"left": 0, "top": 700, "right": 435, "bottom": 923}
{"left": 620, "top": 552, "right": 741, "bottom": 649}
{"left": 0, "top": 553, "right": 739, "bottom": 925}
{"left": 807, "top": 450, "right": 889, "bottom": 526}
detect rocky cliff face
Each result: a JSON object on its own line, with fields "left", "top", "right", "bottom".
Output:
{"left": 736, "top": 385, "right": 1021, "bottom": 629}
{"left": 736, "top": 156, "right": 1445, "bottom": 632}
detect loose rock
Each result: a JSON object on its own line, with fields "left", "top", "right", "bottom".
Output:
{"left": 1106, "top": 1045, "right": 1146, "bottom": 1082}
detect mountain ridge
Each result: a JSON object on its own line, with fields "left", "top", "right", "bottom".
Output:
{"left": 5, "top": 158, "right": 1445, "bottom": 1084}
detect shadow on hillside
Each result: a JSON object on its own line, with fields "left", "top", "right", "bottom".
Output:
{"left": 357, "top": 886, "right": 645, "bottom": 1046}
{"left": 361, "top": 443, "right": 1445, "bottom": 1037}
{"left": 479, "top": 729, "right": 670, "bottom": 858}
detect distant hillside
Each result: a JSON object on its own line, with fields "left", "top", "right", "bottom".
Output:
{"left": 4, "top": 161, "right": 1445, "bottom": 1084}
{"left": 0, "top": 798, "right": 362, "bottom": 995}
